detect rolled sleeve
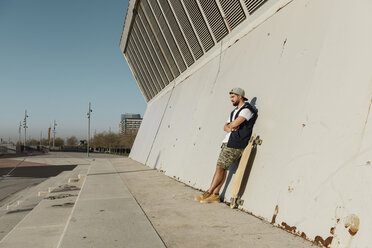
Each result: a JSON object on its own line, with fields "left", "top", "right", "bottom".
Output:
{"left": 239, "top": 109, "right": 253, "bottom": 121}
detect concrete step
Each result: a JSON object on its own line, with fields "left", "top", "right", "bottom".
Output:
{"left": 0, "top": 171, "right": 74, "bottom": 240}
{"left": 0, "top": 164, "right": 89, "bottom": 242}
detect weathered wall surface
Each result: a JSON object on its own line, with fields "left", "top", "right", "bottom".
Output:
{"left": 130, "top": 0, "right": 372, "bottom": 247}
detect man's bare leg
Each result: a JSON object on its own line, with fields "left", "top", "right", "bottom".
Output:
{"left": 213, "top": 170, "right": 227, "bottom": 194}
{"left": 208, "top": 166, "right": 226, "bottom": 193}
{"left": 207, "top": 168, "right": 218, "bottom": 193}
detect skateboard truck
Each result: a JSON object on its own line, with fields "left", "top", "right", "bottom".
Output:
{"left": 254, "top": 136, "right": 262, "bottom": 145}
{"left": 230, "top": 135, "right": 262, "bottom": 209}
{"left": 230, "top": 197, "right": 244, "bottom": 208}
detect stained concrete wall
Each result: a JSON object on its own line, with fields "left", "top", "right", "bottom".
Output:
{"left": 128, "top": 0, "right": 372, "bottom": 247}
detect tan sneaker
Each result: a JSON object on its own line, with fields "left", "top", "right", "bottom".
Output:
{"left": 194, "top": 191, "right": 211, "bottom": 202}
{"left": 200, "top": 194, "right": 221, "bottom": 203}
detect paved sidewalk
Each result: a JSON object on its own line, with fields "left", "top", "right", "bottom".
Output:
{"left": 58, "top": 158, "right": 164, "bottom": 248}
{"left": 110, "top": 158, "right": 316, "bottom": 248}
{"left": 0, "top": 154, "right": 317, "bottom": 248}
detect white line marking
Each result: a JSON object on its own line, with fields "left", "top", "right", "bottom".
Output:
{"left": 55, "top": 161, "right": 92, "bottom": 248}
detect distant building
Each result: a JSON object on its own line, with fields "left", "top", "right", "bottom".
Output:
{"left": 119, "top": 114, "right": 142, "bottom": 134}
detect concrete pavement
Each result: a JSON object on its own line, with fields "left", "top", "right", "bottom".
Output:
{"left": 58, "top": 158, "right": 165, "bottom": 248}
{"left": 0, "top": 153, "right": 317, "bottom": 247}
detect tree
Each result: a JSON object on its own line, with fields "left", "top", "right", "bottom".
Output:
{"left": 54, "top": 137, "right": 64, "bottom": 147}
{"left": 26, "top": 139, "right": 39, "bottom": 146}
{"left": 90, "top": 131, "right": 138, "bottom": 149}
{"left": 41, "top": 138, "right": 49, "bottom": 146}
{"left": 66, "top": 136, "right": 78, "bottom": 146}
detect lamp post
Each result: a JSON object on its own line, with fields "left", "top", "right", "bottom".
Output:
{"left": 18, "top": 121, "right": 21, "bottom": 153}
{"left": 87, "top": 102, "right": 92, "bottom": 157}
{"left": 52, "top": 120, "right": 57, "bottom": 149}
{"left": 23, "top": 110, "right": 29, "bottom": 150}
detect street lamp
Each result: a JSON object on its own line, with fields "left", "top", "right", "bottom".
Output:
{"left": 52, "top": 120, "right": 57, "bottom": 149}
{"left": 87, "top": 102, "right": 92, "bottom": 157}
{"left": 18, "top": 121, "right": 21, "bottom": 152}
{"left": 23, "top": 110, "right": 29, "bottom": 149}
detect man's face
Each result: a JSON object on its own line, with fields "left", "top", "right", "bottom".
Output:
{"left": 230, "top": 93, "right": 241, "bottom": 106}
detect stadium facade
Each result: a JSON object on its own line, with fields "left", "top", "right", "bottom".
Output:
{"left": 120, "top": 0, "right": 372, "bottom": 247}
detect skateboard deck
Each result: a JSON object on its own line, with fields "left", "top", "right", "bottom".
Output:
{"left": 230, "top": 134, "right": 262, "bottom": 208}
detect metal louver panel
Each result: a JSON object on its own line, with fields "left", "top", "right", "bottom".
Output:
{"left": 128, "top": 35, "right": 158, "bottom": 97}
{"left": 244, "top": 0, "right": 268, "bottom": 14}
{"left": 128, "top": 42, "right": 155, "bottom": 99}
{"left": 131, "top": 26, "right": 162, "bottom": 94}
{"left": 135, "top": 16, "right": 167, "bottom": 89}
{"left": 182, "top": 0, "right": 214, "bottom": 52}
{"left": 158, "top": 0, "right": 194, "bottom": 67}
{"left": 125, "top": 50, "right": 151, "bottom": 101}
{"left": 218, "top": 0, "right": 246, "bottom": 30}
{"left": 147, "top": 0, "right": 187, "bottom": 73}
{"left": 141, "top": 0, "right": 180, "bottom": 78}
{"left": 169, "top": 0, "right": 203, "bottom": 60}
{"left": 127, "top": 43, "right": 153, "bottom": 100}
{"left": 138, "top": 7, "right": 173, "bottom": 84}
{"left": 198, "top": 0, "right": 229, "bottom": 42}
{"left": 127, "top": 40, "right": 154, "bottom": 99}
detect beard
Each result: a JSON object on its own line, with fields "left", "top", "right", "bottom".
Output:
{"left": 232, "top": 101, "right": 239, "bottom": 106}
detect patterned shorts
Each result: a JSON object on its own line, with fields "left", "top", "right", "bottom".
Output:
{"left": 217, "top": 143, "right": 243, "bottom": 170}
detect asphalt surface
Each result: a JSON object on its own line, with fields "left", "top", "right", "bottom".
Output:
{"left": 0, "top": 152, "right": 118, "bottom": 207}
{"left": 0, "top": 158, "right": 76, "bottom": 207}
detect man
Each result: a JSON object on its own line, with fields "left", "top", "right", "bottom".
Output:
{"left": 195, "top": 88, "right": 258, "bottom": 203}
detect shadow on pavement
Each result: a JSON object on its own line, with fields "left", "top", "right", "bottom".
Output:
{"left": 0, "top": 152, "right": 47, "bottom": 159}
{"left": 0, "top": 165, "right": 77, "bottom": 178}
{"left": 88, "top": 169, "right": 155, "bottom": 177}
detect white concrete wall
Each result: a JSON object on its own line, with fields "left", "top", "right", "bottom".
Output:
{"left": 129, "top": 0, "right": 372, "bottom": 247}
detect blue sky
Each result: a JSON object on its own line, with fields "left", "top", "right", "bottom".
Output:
{"left": 0, "top": 0, "right": 146, "bottom": 142}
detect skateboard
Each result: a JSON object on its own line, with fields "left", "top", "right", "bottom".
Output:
{"left": 230, "top": 134, "right": 262, "bottom": 209}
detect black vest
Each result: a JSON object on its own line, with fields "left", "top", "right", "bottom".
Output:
{"left": 227, "top": 102, "right": 258, "bottom": 149}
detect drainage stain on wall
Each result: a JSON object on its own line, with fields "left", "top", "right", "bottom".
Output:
{"left": 271, "top": 205, "right": 279, "bottom": 224}
{"left": 281, "top": 222, "right": 297, "bottom": 232}
{"left": 314, "top": 235, "right": 333, "bottom": 247}
{"left": 300, "top": 232, "right": 307, "bottom": 239}
{"left": 344, "top": 214, "right": 360, "bottom": 236}
{"left": 270, "top": 205, "right": 339, "bottom": 247}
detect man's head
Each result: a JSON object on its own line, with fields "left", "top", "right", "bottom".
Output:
{"left": 229, "top": 88, "right": 248, "bottom": 106}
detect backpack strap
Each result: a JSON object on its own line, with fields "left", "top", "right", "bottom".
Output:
{"left": 230, "top": 109, "right": 235, "bottom": 123}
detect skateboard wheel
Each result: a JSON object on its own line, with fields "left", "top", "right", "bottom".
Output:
{"left": 230, "top": 198, "right": 237, "bottom": 209}
{"left": 237, "top": 199, "right": 244, "bottom": 206}
{"left": 254, "top": 137, "right": 262, "bottom": 145}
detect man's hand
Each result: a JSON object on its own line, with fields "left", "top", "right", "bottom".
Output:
{"left": 224, "top": 123, "right": 240, "bottom": 132}
{"left": 231, "top": 126, "right": 239, "bottom": 131}
{"left": 224, "top": 123, "right": 231, "bottom": 132}
{"left": 230, "top": 116, "right": 246, "bottom": 130}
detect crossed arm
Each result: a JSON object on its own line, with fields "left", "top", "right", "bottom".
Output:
{"left": 224, "top": 116, "right": 247, "bottom": 132}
